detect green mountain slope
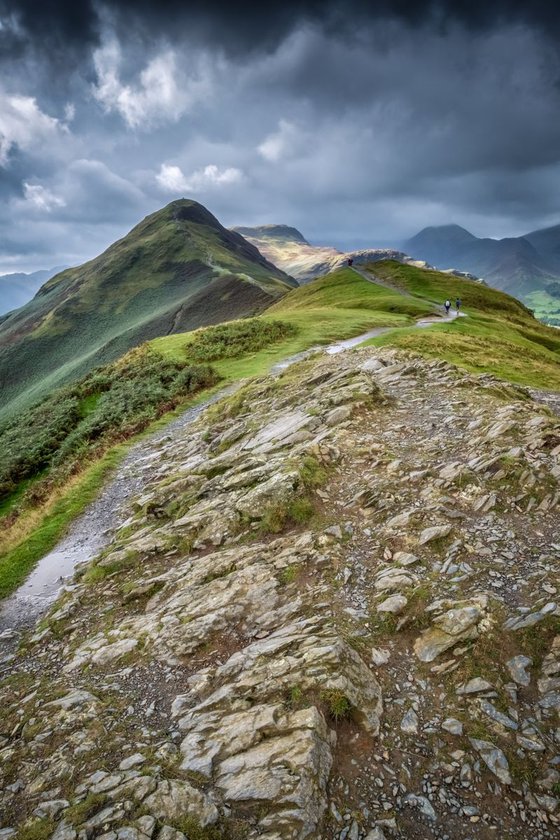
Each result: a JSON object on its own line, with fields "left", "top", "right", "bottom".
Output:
{"left": 156, "top": 261, "right": 560, "bottom": 391}
{"left": 0, "top": 200, "right": 294, "bottom": 422}
{"left": 361, "top": 261, "right": 560, "bottom": 389}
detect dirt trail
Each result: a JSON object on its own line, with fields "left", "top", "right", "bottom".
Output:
{"left": 0, "top": 386, "right": 238, "bottom": 634}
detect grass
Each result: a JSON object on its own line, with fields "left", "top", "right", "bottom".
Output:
{"left": 321, "top": 689, "right": 352, "bottom": 722}
{"left": 363, "top": 261, "right": 560, "bottom": 389}
{"left": 0, "top": 382, "right": 223, "bottom": 600}
{"left": 258, "top": 496, "right": 315, "bottom": 534}
{"left": 151, "top": 267, "right": 425, "bottom": 382}
{"left": 64, "top": 793, "right": 107, "bottom": 826}
{"left": 15, "top": 819, "right": 56, "bottom": 840}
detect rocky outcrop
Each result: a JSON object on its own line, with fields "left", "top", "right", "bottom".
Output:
{"left": 1, "top": 347, "right": 559, "bottom": 839}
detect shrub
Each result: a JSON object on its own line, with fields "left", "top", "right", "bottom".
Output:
{"left": 185, "top": 318, "right": 297, "bottom": 362}
{"left": 0, "top": 347, "right": 218, "bottom": 508}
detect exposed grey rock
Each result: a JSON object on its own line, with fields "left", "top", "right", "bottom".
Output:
{"left": 400, "top": 709, "right": 419, "bottom": 734}
{"left": 442, "top": 717, "right": 463, "bottom": 735}
{"left": 376, "top": 595, "right": 407, "bottom": 614}
{"left": 403, "top": 793, "right": 437, "bottom": 820}
{"left": 118, "top": 753, "right": 145, "bottom": 771}
{"left": 506, "top": 655, "right": 532, "bottom": 686}
{"left": 457, "top": 677, "right": 493, "bottom": 695}
{"left": 143, "top": 779, "right": 218, "bottom": 826}
{"left": 414, "top": 596, "right": 488, "bottom": 662}
{"left": 469, "top": 738, "right": 512, "bottom": 785}
{"left": 418, "top": 524, "right": 452, "bottom": 546}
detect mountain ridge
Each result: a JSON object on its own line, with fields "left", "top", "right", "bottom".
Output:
{"left": 0, "top": 199, "right": 294, "bottom": 423}
{"left": 0, "top": 266, "right": 68, "bottom": 316}
{"left": 234, "top": 223, "right": 427, "bottom": 283}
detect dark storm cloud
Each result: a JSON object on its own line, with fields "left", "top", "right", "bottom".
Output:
{"left": 1, "top": 0, "right": 560, "bottom": 271}
{"left": 3, "top": 0, "right": 560, "bottom": 63}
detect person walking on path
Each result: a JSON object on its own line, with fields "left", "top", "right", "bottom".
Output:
{"left": 444, "top": 299, "right": 451, "bottom": 316}
{"left": 456, "top": 297, "right": 462, "bottom": 312}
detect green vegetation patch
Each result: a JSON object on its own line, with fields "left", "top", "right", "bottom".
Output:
{"left": 0, "top": 346, "right": 217, "bottom": 504}
{"left": 186, "top": 318, "right": 297, "bottom": 362}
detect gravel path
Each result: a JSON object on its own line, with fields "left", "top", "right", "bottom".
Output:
{"left": 0, "top": 386, "right": 238, "bottom": 633}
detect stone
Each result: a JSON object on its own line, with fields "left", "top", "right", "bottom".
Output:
{"left": 385, "top": 511, "right": 411, "bottom": 530}
{"left": 32, "top": 799, "right": 69, "bottom": 818}
{"left": 364, "top": 830, "right": 386, "bottom": 840}
{"left": 478, "top": 700, "right": 518, "bottom": 730}
{"left": 414, "top": 598, "right": 487, "bottom": 662}
{"left": 418, "top": 524, "right": 452, "bottom": 545}
{"left": 506, "top": 655, "right": 532, "bottom": 686}
{"left": 45, "top": 690, "right": 98, "bottom": 710}
{"left": 118, "top": 753, "right": 145, "bottom": 771}
{"left": 403, "top": 793, "right": 437, "bottom": 821}
{"left": 325, "top": 406, "right": 353, "bottom": 426}
{"left": 235, "top": 471, "right": 299, "bottom": 518}
{"left": 50, "top": 826, "right": 77, "bottom": 840}
{"left": 400, "top": 709, "right": 419, "bottom": 734}
{"left": 442, "top": 718, "right": 463, "bottom": 735}
{"left": 376, "top": 595, "right": 407, "bottom": 614}
{"left": 371, "top": 648, "right": 391, "bottom": 666}
{"left": 393, "top": 551, "right": 418, "bottom": 566}
{"left": 469, "top": 739, "right": 511, "bottom": 785}
{"left": 456, "top": 678, "right": 493, "bottom": 695}
{"left": 144, "top": 780, "right": 218, "bottom": 827}
{"left": 242, "top": 411, "right": 312, "bottom": 452}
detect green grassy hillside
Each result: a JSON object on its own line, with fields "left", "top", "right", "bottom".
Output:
{"left": 0, "top": 200, "right": 294, "bottom": 423}
{"left": 362, "top": 262, "right": 560, "bottom": 389}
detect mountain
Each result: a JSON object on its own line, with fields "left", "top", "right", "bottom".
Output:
{"left": 233, "top": 224, "right": 427, "bottom": 283}
{"left": 404, "top": 224, "right": 560, "bottom": 302}
{"left": 0, "top": 266, "right": 67, "bottom": 315}
{"left": 234, "top": 224, "right": 309, "bottom": 244}
{"left": 524, "top": 223, "right": 560, "bottom": 264}
{"left": 0, "top": 199, "right": 294, "bottom": 422}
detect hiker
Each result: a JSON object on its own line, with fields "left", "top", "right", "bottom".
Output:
{"left": 456, "top": 297, "right": 462, "bottom": 312}
{"left": 444, "top": 299, "right": 451, "bottom": 316}
{"left": 348, "top": 258, "right": 354, "bottom": 267}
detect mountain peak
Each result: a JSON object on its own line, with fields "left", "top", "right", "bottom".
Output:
{"left": 233, "top": 224, "right": 309, "bottom": 245}
{"left": 408, "top": 224, "right": 477, "bottom": 245}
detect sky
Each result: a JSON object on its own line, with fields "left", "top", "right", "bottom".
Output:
{"left": 1, "top": 0, "right": 560, "bottom": 273}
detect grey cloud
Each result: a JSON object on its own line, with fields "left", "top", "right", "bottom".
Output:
{"left": 1, "top": 8, "right": 560, "bottom": 272}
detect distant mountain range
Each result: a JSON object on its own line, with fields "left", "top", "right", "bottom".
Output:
{"left": 0, "top": 200, "right": 294, "bottom": 422}
{"left": 0, "top": 266, "right": 68, "bottom": 316}
{"left": 404, "top": 223, "right": 560, "bottom": 323}
{"left": 232, "top": 224, "right": 427, "bottom": 284}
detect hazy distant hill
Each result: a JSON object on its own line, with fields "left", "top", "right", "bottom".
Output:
{"left": 233, "top": 224, "right": 424, "bottom": 283}
{"left": 0, "top": 266, "right": 67, "bottom": 316}
{"left": 0, "top": 200, "right": 294, "bottom": 421}
{"left": 404, "top": 223, "right": 560, "bottom": 302}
